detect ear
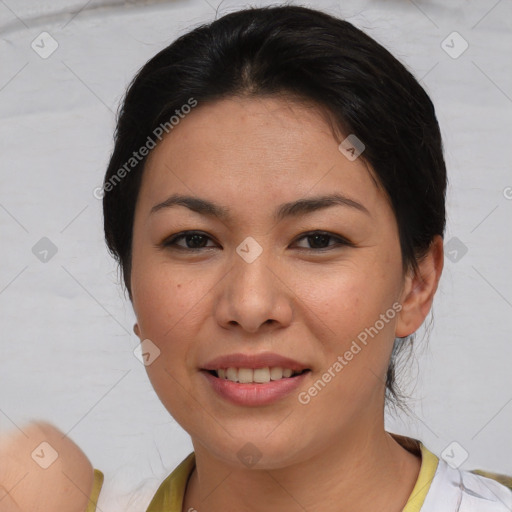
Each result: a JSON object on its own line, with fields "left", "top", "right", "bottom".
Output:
{"left": 395, "top": 235, "right": 444, "bottom": 338}
{"left": 133, "top": 322, "right": 141, "bottom": 338}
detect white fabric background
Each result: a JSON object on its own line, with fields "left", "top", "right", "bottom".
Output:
{"left": 1, "top": 0, "right": 511, "bottom": 509}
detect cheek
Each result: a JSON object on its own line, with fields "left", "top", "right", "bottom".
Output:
{"left": 293, "top": 264, "right": 399, "bottom": 400}
{"left": 132, "top": 263, "right": 210, "bottom": 422}
{"left": 132, "top": 260, "right": 209, "bottom": 340}
{"left": 294, "top": 265, "right": 394, "bottom": 341}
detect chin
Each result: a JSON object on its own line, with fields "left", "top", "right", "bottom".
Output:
{"left": 199, "top": 435, "right": 307, "bottom": 471}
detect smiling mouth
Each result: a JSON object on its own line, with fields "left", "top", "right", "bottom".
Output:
{"left": 205, "top": 367, "right": 311, "bottom": 384}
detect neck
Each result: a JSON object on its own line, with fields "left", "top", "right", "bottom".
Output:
{"left": 183, "top": 424, "right": 421, "bottom": 512}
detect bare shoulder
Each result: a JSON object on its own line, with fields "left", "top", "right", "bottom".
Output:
{"left": 0, "top": 421, "right": 94, "bottom": 512}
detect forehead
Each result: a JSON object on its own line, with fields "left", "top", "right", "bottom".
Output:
{"left": 139, "top": 96, "right": 382, "bottom": 220}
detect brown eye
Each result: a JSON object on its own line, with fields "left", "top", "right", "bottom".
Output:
{"left": 293, "top": 231, "right": 354, "bottom": 250}
{"left": 163, "top": 231, "right": 217, "bottom": 250}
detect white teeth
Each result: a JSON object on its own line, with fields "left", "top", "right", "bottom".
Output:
{"left": 269, "top": 367, "right": 284, "bottom": 380}
{"left": 214, "top": 367, "right": 303, "bottom": 383}
{"left": 238, "top": 368, "right": 253, "bottom": 383}
{"left": 253, "top": 368, "right": 270, "bottom": 383}
{"left": 226, "top": 367, "right": 238, "bottom": 381}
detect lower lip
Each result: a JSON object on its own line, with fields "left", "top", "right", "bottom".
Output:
{"left": 201, "top": 370, "right": 311, "bottom": 406}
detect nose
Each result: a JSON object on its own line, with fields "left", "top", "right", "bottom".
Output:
{"left": 214, "top": 244, "right": 294, "bottom": 334}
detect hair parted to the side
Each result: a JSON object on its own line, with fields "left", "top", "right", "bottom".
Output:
{"left": 102, "top": 5, "right": 447, "bottom": 412}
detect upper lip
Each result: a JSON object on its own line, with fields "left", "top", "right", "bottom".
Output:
{"left": 201, "top": 352, "right": 310, "bottom": 372}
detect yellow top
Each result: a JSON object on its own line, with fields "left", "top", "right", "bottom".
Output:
{"left": 402, "top": 438, "right": 438, "bottom": 511}
{"left": 88, "top": 434, "right": 512, "bottom": 512}
{"left": 143, "top": 442, "right": 437, "bottom": 512}
{"left": 86, "top": 469, "right": 104, "bottom": 512}
{"left": 145, "top": 451, "right": 196, "bottom": 512}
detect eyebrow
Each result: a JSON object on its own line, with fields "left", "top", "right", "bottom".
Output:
{"left": 150, "top": 193, "right": 370, "bottom": 221}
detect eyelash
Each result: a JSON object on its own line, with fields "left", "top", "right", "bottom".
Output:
{"left": 161, "top": 230, "right": 355, "bottom": 252}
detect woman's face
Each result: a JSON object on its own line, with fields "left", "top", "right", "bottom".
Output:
{"left": 130, "top": 96, "right": 411, "bottom": 468}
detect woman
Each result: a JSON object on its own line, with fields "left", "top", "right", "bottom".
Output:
{"left": 1, "top": 5, "right": 511, "bottom": 512}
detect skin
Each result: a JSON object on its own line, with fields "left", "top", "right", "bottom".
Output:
{"left": 0, "top": 422, "right": 94, "bottom": 512}
{"left": 131, "top": 96, "right": 444, "bottom": 512}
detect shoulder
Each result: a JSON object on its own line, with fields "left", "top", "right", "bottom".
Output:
{"left": 469, "top": 469, "right": 512, "bottom": 491}
{"left": 0, "top": 421, "right": 95, "bottom": 512}
{"left": 462, "top": 468, "right": 512, "bottom": 510}
{"left": 423, "top": 456, "right": 512, "bottom": 512}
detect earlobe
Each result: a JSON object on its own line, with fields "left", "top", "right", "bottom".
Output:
{"left": 133, "top": 323, "right": 141, "bottom": 338}
{"left": 395, "top": 235, "right": 444, "bottom": 338}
